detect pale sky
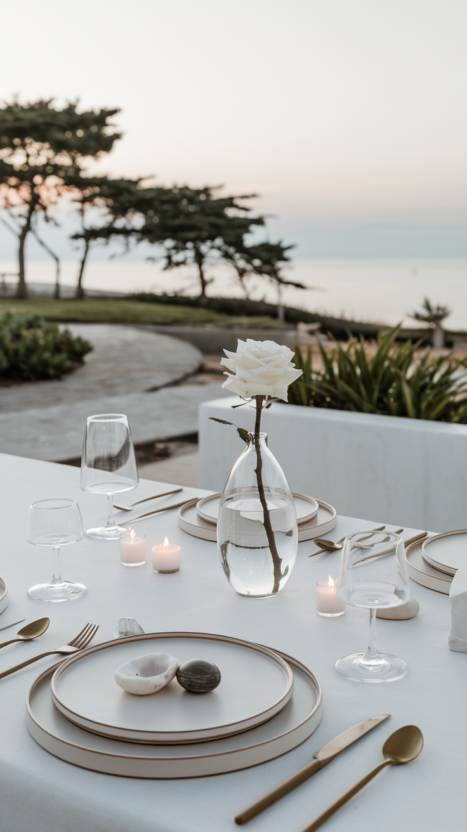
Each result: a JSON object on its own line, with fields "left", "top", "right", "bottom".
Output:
{"left": 1, "top": 0, "right": 466, "bottom": 257}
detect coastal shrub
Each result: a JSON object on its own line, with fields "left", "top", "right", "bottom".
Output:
{"left": 0, "top": 313, "right": 92, "bottom": 381}
{"left": 287, "top": 325, "right": 467, "bottom": 423}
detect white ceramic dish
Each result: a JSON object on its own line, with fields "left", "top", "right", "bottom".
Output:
{"left": 51, "top": 632, "right": 294, "bottom": 744}
{"left": 405, "top": 538, "right": 452, "bottom": 595}
{"left": 421, "top": 530, "right": 467, "bottom": 577}
{"left": 27, "top": 649, "right": 322, "bottom": 779}
{"left": 196, "top": 493, "right": 319, "bottom": 526}
{"left": 0, "top": 577, "right": 8, "bottom": 615}
{"left": 179, "top": 499, "right": 337, "bottom": 544}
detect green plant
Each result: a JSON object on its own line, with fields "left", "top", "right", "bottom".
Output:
{"left": 287, "top": 326, "right": 467, "bottom": 423}
{"left": 0, "top": 313, "right": 92, "bottom": 381}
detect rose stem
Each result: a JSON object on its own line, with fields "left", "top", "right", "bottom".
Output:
{"left": 254, "top": 395, "right": 286, "bottom": 593}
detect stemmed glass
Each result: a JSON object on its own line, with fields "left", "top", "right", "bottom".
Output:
{"left": 336, "top": 531, "right": 410, "bottom": 682}
{"left": 81, "top": 414, "right": 138, "bottom": 540}
{"left": 27, "top": 499, "right": 85, "bottom": 602}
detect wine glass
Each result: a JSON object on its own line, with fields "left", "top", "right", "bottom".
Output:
{"left": 81, "top": 413, "right": 138, "bottom": 540}
{"left": 27, "top": 499, "right": 85, "bottom": 602}
{"left": 336, "top": 530, "right": 410, "bottom": 682}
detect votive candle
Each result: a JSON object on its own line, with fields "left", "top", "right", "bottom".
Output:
{"left": 316, "top": 576, "right": 345, "bottom": 617}
{"left": 120, "top": 529, "right": 146, "bottom": 567}
{"left": 152, "top": 537, "right": 181, "bottom": 573}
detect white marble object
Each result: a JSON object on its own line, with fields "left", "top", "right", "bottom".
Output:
{"left": 377, "top": 598, "right": 420, "bottom": 620}
{"left": 115, "top": 652, "right": 180, "bottom": 695}
{"left": 449, "top": 570, "right": 467, "bottom": 653}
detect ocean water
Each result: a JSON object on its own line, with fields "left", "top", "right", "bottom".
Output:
{"left": 1, "top": 258, "right": 466, "bottom": 330}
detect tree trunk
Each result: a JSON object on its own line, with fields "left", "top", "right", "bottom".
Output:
{"left": 76, "top": 239, "right": 90, "bottom": 299}
{"left": 16, "top": 223, "right": 29, "bottom": 300}
{"left": 433, "top": 323, "right": 444, "bottom": 350}
{"left": 195, "top": 252, "right": 208, "bottom": 306}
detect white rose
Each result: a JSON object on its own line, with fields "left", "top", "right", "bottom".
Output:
{"left": 221, "top": 339, "right": 303, "bottom": 402}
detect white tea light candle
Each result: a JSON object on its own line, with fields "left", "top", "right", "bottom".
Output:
{"left": 152, "top": 537, "right": 181, "bottom": 574}
{"left": 120, "top": 529, "right": 146, "bottom": 567}
{"left": 316, "top": 576, "right": 345, "bottom": 617}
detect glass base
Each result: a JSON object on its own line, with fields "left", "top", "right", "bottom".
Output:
{"left": 86, "top": 524, "right": 128, "bottom": 540}
{"left": 153, "top": 568, "right": 180, "bottom": 574}
{"left": 121, "top": 560, "right": 145, "bottom": 567}
{"left": 28, "top": 581, "right": 87, "bottom": 602}
{"left": 335, "top": 652, "right": 407, "bottom": 683}
{"left": 318, "top": 610, "right": 345, "bottom": 617}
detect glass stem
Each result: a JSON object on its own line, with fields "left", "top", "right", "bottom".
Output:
{"left": 366, "top": 607, "right": 379, "bottom": 658}
{"left": 106, "top": 494, "right": 115, "bottom": 528}
{"left": 50, "top": 546, "right": 63, "bottom": 586}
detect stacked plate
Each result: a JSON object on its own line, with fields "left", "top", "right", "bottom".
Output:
{"left": 26, "top": 631, "right": 323, "bottom": 778}
{"left": 405, "top": 536, "right": 457, "bottom": 595}
{"left": 0, "top": 577, "right": 9, "bottom": 616}
{"left": 178, "top": 493, "right": 337, "bottom": 543}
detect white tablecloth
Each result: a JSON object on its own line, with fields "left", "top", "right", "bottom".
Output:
{"left": 0, "top": 454, "right": 462, "bottom": 832}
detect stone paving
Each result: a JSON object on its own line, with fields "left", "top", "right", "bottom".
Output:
{"left": 0, "top": 324, "right": 230, "bottom": 462}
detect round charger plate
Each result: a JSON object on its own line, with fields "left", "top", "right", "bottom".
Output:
{"left": 421, "top": 530, "right": 467, "bottom": 577}
{"left": 27, "top": 649, "right": 322, "bottom": 779}
{"left": 0, "top": 577, "right": 8, "bottom": 615}
{"left": 405, "top": 538, "right": 452, "bottom": 595}
{"left": 179, "top": 498, "right": 337, "bottom": 543}
{"left": 51, "top": 632, "right": 294, "bottom": 744}
{"left": 197, "top": 493, "right": 319, "bottom": 526}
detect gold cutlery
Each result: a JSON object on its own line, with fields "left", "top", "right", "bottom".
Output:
{"left": 129, "top": 498, "right": 200, "bottom": 524}
{"left": 114, "top": 487, "right": 183, "bottom": 511}
{"left": 352, "top": 531, "right": 428, "bottom": 568}
{"left": 0, "top": 623, "right": 99, "bottom": 680}
{"left": 234, "top": 714, "right": 390, "bottom": 825}
{"left": 0, "top": 617, "right": 50, "bottom": 649}
{"left": 309, "top": 526, "right": 386, "bottom": 557}
{"left": 0, "top": 618, "right": 26, "bottom": 633}
{"left": 301, "top": 725, "right": 423, "bottom": 832}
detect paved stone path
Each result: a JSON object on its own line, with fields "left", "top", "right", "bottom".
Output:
{"left": 0, "top": 324, "right": 230, "bottom": 461}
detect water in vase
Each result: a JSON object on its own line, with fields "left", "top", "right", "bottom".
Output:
{"left": 217, "top": 490, "right": 298, "bottom": 598}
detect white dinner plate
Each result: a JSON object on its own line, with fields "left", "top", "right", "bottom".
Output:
{"left": 179, "top": 499, "right": 337, "bottom": 543}
{"left": 405, "top": 538, "right": 452, "bottom": 595}
{"left": 0, "top": 577, "right": 8, "bottom": 615}
{"left": 421, "top": 530, "right": 467, "bottom": 577}
{"left": 196, "top": 493, "right": 319, "bottom": 526}
{"left": 27, "top": 648, "right": 322, "bottom": 779}
{"left": 51, "top": 632, "right": 294, "bottom": 744}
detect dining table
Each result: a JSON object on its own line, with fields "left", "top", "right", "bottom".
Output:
{"left": 0, "top": 452, "right": 462, "bottom": 832}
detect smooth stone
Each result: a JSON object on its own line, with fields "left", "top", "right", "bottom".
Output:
{"left": 176, "top": 659, "right": 221, "bottom": 694}
{"left": 376, "top": 598, "right": 420, "bottom": 620}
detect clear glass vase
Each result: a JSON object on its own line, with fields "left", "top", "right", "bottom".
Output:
{"left": 217, "top": 432, "right": 298, "bottom": 598}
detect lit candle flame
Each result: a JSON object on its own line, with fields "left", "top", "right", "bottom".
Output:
{"left": 130, "top": 529, "right": 136, "bottom": 541}
{"left": 328, "top": 576, "right": 335, "bottom": 587}
{"left": 164, "top": 537, "right": 169, "bottom": 549}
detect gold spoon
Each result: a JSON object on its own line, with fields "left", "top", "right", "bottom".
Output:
{"left": 0, "top": 617, "right": 50, "bottom": 649}
{"left": 310, "top": 527, "right": 401, "bottom": 556}
{"left": 301, "top": 725, "right": 424, "bottom": 832}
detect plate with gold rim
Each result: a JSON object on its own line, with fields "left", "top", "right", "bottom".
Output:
{"left": 197, "top": 493, "right": 319, "bottom": 526}
{"left": 51, "top": 632, "right": 294, "bottom": 744}
{"left": 405, "top": 538, "right": 452, "bottom": 595}
{"left": 421, "top": 530, "right": 467, "bottom": 577}
{"left": 179, "top": 498, "right": 337, "bottom": 543}
{"left": 0, "top": 577, "right": 8, "bottom": 615}
{"left": 27, "top": 648, "right": 322, "bottom": 779}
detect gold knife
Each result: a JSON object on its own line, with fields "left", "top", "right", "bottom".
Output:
{"left": 234, "top": 714, "right": 390, "bottom": 825}
{"left": 128, "top": 498, "right": 199, "bottom": 524}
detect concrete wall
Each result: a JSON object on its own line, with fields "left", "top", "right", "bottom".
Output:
{"left": 199, "top": 396, "right": 467, "bottom": 532}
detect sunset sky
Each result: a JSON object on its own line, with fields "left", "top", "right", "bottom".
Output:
{"left": 1, "top": 0, "right": 466, "bottom": 258}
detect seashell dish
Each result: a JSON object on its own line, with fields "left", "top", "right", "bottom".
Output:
{"left": 115, "top": 652, "right": 180, "bottom": 695}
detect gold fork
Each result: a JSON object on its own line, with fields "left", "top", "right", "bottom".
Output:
{"left": 0, "top": 623, "right": 99, "bottom": 680}
{"left": 309, "top": 526, "right": 387, "bottom": 557}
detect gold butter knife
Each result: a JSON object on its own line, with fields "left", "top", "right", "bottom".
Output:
{"left": 128, "top": 498, "right": 200, "bottom": 524}
{"left": 114, "top": 487, "right": 183, "bottom": 511}
{"left": 234, "top": 714, "right": 390, "bottom": 825}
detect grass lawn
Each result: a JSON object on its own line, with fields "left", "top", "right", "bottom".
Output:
{"left": 0, "top": 297, "right": 289, "bottom": 328}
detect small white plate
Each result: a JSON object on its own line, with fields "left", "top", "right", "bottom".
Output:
{"left": 0, "top": 577, "right": 8, "bottom": 615}
{"left": 51, "top": 632, "right": 294, "bottom": 744}
{"left": 179, "top": 498, "right": 337, "bottom": 543}
{"left": 197, "top": 493, "right": 319, "bottom": 526}
{"left": 422, "top": 530, "right": 467, "bottom": 577}
{"left": 405, "top": 539, "right": 452, "bottom": 595}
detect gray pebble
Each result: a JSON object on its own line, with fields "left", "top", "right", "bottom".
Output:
{"left": 176, "top": 659, "right": 221, "bottom": 693}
